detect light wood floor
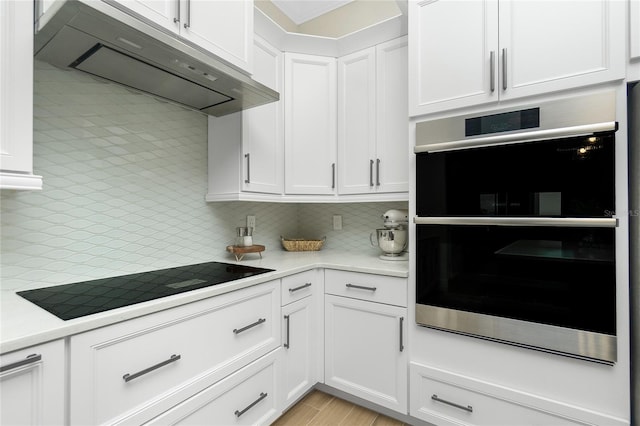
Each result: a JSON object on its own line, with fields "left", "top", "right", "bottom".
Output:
{"left": 272, "top": 390, "right": 407, "bottom": 426}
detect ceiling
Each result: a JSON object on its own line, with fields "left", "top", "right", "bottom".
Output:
{"left": 271, "top": 0, "right": 355, "bottom": 25}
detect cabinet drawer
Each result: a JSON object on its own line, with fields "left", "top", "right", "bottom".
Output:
{"left": 410, "top": 363, "right": 625, "bottom": 426}
{"left": 281, "top": 270, "right": 317, "bottom": 305}
{"left": 325, "top": 270, "right": 406, "bottom": 307}
{"left": 70, "top": 281, "right": 280, "bottom": 425}
{"left": 147, "top": 350, "right": 281, "bottom": 425}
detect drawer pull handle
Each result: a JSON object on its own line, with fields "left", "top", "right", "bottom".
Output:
{"left": 345, "top": 283, "right": 377, "bottom": 292}
{"left": 235, "top": 392, "right": 268, "bottom": 418}
{"left": 284, "top": 315, "right": 290, "bottom": 348}
{"left": 431, "top": 394, "right": 473, "bottom": 413}
{"left": 123, "top": 354, "right": 181, "bottom": 383}
{"left": 289, "top": 282, "right": 312, "bottom": 293}
{"left": 0, "top": 354, "right": 41, "bottom": 373}
{"left": 233, "top": 318, "right": 266, "bottom": 335}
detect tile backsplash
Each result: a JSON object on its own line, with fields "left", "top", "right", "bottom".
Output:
{"left": 0, "top": 61, "right": 406, "bottom": 291}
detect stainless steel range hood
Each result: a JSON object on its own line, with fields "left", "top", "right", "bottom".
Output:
{"left": 34, "top": 0, "right": 279, "bottom": 116}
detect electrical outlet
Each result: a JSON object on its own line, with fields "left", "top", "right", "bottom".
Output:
{"left": 247, "top": 215, "right": 256, "bottom": 230}
{"left": 333, "top": 215, "right": 342, "bottom": 230}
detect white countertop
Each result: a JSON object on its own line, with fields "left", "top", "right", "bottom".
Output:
{"left": 0, "top": 250, "right": 408, "bottom": 354}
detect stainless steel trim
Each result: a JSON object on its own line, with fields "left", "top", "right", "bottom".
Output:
{"left": 415, "top": 122, "right": 617, "bottom": 153}
{"left": 244, "top": 153, "right": 250, "bottom": 184}
{"left": 370, "top": 160, "right": 374, "bottom": 187}
{"left": 431, "top": 394, "right": 473, "bottom": 413}
{"left": 345, "top": 283, "right": 377, "bottom": 292}
{"left": 416, "top": 304, "right": 617, "bottom": 364}
{"left": 233, "top": 318, "right": 266, "bottom": 335}
{"left": 235, "top": 392, "right": 268, "bottom": 418}
{"left": 331, "top": 163, "right": 336, "bottom": 189}
{"left": 376, "top": 159, "right": 381, "bottom": 187}
{"left": 284, "top": 315, "right": 290, "bottom": 348}
{"left": 414, "top": 216, "right": 618, "bottom": 228}
{"left": 289, "top": 282, "right": 312, "bottom": 293}
{"left": 489, "top": 50, "right": 495, "bottom": 92}
{"left": 415, "top": 91, "right": 616, "bottom": 152}
{"left": 0, "top": 354, "right": 42, "bottom": 373}
{"left": 502, "top": 48, "right": 507, "bottom": 90}
{"left": 399, "top": 317, "right": 404, "bottom": 352}
{"left": 122, "top": 354, "right": 181, "bottom": 382}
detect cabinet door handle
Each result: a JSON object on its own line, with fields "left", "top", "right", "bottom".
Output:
{"left": 235, "top": 392, "right": 268, "bottom": 418}
{"left": 431, "top": 394, "right": 473, "bottom": 413}
{"left": 370, "top": 159, "right": 375, "bottom": 187}
{"left": 399, "top": 317, "right": 404, "bottom": 352}
{"left": 183, "top": 0, "right": 191, "bottom": 28}
{"left": 233, "top": 318, "right": 266, "bottom": 335}
{"left": 284, "top": 314, "right": 290, "bottom": 348}
{"left": 289, "top": 282, "right": 312, "bottom": 293}
{"left": 345, "top": 283, "right": 377, "bottom": 292}
{"left": 502, "top": 48, "right": 507, "bottom": 90}
{"left": 122, "top": 354, "right": 181, "bottom": 382}
{"left": 173, "top": 0, "right": 180, "bottom": 23}
{"left": 331, "top": 163, "right": 336, "bottom": 189}
{"left": 0, "top": 354, "right": 41, "bottom": 373}
{"left": 244, "top": 153, "right": 250, "bottom": 184}
{"left": 376, "top": 159, "right": 381, "bottom": 186}
{"left": 489, "top": 50, "right": 495, "bottom": 92}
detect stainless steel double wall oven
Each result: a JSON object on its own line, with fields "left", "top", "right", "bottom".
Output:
{"left": 414, "top": 92, "right": 619, "bottom": 364}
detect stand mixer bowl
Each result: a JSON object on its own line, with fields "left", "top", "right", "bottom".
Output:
{"left": 370, "top": 228, "right": 408, "bottom": 256}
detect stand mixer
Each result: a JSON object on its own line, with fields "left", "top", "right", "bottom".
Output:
{"left": 370, "top": 209, "right": 408, "bottom": 261}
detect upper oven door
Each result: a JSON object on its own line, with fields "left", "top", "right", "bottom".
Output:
{"left": 416, "top": 132, "right": 616, "bottom": 218}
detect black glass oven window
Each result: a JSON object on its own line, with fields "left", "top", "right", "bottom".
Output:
{"left": 415, "top": 225, "right": 616, "bottom": 335}
{"left": 416, "top": 133, "right": 615, "bottom": 217}
{"left": 17, "top": 262, "right": 274, "bottom": 320}
{"left": 465, "top": 108, "right": 539, "bottom": 137}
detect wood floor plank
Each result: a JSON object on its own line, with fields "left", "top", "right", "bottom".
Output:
{"left": 308, "top": 396, "right": 355, "bottom": 425}
{"left": 271, "top": 402, "right": 320, "bottom": 426}
{"left": 301, "top": 390, "right": 335, "bottom": 411}
{"left": 371, "top": 414, "right": 406, "bottom": 426}
{"left": 339, "top": 404, "right": 378, "bottom": 426}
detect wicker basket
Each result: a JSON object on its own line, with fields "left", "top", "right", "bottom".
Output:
{"left": 281, "top": 236, "right": 326, "bottom": 252}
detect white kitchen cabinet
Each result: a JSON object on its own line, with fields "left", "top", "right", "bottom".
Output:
{"left": 284, "top": 53, "right": 337, "bottom": 195}
{"left": 631, "top": 0, "right": 640, "bottom": 81}
{"left": 324, "top": 270, "right": 408, "bottom": 414}
{"left": 147, "top": 349, "right": 281, "bottom": 426}
{"left": 0, "top": 0, "right": 43, "bottom": 190}
{"left": 69, "top": 280, "right": 280, "bottom": 425}
{"left": 112, "top": 0, "right": 253, "bottom": 72}
{"left": 280, "top": 270, "right": 323, "bottom": 409}
{"left": 0, "top": 340, "right": 65, "bottom": 426}
{"left": 337, "top": 37, "right": 408, "bottom": 196}
{"left": 207, "top": 36, "right": 283, "bottom": 201}
{"left": 410, "top": 362, "right": 628, "bottom": 426}
{"left": 409, "top": 0, "right": 626, "bottom": 116}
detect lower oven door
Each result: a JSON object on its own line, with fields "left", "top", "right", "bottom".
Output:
{"left": 415, "top": 217, "right": 617, "bottom": 364}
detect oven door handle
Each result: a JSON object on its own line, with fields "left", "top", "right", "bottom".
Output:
{"left": 414, "top": 216, "right": 618, "bottom": 228}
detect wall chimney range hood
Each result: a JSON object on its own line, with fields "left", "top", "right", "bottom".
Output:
{"left": 34, "top": 0, "right": 279, "bottom": 116}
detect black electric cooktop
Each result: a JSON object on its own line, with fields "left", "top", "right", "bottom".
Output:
{"left": 17, "top": 261, "right": 274, "bottom": 321}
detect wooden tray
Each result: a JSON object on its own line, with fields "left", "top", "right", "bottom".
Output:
{"left": 226, "top": 245, "right": 265, "bottom": 261}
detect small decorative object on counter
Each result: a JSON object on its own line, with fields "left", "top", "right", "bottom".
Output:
{"left": 281, "top": 236, "right": 326, "bottom": 252}
{"left": 226, "top": 244, "right": 265, "bottom": 261}
{"left": 236, "top": 227, "right": 253, "bottom": 246}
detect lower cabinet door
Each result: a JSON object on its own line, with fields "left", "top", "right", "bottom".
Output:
{"left": 324, "top": 295, "right": 407, "bottom": 413}
{"left": 281, "top": 296, "right": 316, "bottom": 408}
{"left": 147, "top": 349, "right": 282, "bottom": 426}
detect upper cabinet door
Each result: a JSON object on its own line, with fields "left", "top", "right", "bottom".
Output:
{"left": 284, "top": 53, "right": 337, "bottom": 195}
{"left": 113, "top": 0, "right": 179, "bottom": 32}
{"left": 181, "top": 0, "right": 253, "bottom": 73}
{"left": 498, "top": 0, "right": 625, "bottom": 101}
{"left": 337, "top": 47, "right": 377, "bottom": 195}
{"left": 242, "top": 37, "right": 283, "bottom": 195}
{"left": 375, "top": 37, "right": 409, "bottom": 194}
{"left": 409, "top": 0, "right": 499, "bottom": 117}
